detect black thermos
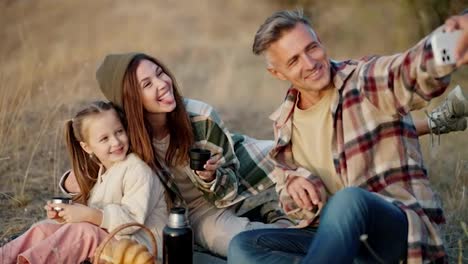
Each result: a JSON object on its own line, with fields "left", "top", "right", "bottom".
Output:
{"left": 163, "top": 207, "right": 193, "bottom": 264}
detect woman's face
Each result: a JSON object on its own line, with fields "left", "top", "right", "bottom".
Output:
{"left": 136, "top": 59, "right": 176, "bottom": 114}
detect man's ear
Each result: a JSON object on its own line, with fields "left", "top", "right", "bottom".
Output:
{"left": 267, "top": 66, "right": 288, "bottom": 81}
{"left": 80, "top": 141, "right": 92, "bottom": 155}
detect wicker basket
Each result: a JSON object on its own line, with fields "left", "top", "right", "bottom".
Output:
{"left": 93, "top": 222, "right": 158, "bottom": 264}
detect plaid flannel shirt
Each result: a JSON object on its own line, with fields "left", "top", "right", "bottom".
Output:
{"left": 157, "top": 98, "right": 278, "bottom": 209}
{"left": 269, "top": 26, "right": 455, "bottom": 263}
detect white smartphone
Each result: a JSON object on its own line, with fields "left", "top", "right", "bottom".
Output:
{"left": 431, "top": 30, "right": 462, "bottom": 65}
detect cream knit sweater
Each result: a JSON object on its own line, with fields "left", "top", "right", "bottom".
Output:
{"left": 87, "top": 153, "right": 167, "bottom": 257}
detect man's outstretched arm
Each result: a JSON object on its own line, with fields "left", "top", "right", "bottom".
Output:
{"left": 445, "top": 11, "right": 468, "bottom": 66}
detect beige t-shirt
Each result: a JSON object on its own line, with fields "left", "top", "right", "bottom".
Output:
{"left": 291, "top": 89, "right": 343, "bottom": 194}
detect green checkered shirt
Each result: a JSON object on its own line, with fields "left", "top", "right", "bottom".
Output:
{"left": 156, "top": 98, "right": 279, "bottom": 209}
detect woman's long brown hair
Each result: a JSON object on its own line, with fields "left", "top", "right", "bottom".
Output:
{"left": 64, "top": 101, "right": 122, "bottom": 204}
{"left": 122, "top": 54, "right": 194, "bottom": 170}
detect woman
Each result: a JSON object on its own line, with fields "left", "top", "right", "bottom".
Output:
{"left": 62, "top": 53, "right": 285, "bottom": 257}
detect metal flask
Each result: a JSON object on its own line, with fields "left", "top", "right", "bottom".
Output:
{"left": 163, "top": 207, "right": 193, "bottom": 264}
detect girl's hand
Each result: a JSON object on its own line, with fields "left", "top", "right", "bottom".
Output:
{"left": 194, "top": 154, "right": 221, "bottom": 182}
{"left": 44, "top": 201, "right": 65, "bottom": 223}
{"left": 54, "top": 203, "right": 103, "bottom": 225}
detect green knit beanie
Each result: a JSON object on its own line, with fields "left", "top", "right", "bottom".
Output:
{"left": 96, "top": 52, "right": 141, "bottom": 107}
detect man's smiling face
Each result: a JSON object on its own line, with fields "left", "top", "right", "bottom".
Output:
{"left": 266, "top": 22, "right": 331, "bottom": 93}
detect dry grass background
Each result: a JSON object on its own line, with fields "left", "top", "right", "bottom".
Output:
{"left": 0, "top": 0, "right": 467, "bottom": 262}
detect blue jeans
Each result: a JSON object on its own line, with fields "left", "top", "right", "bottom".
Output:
{"left": 228, "top": 187, "right": 408, "bottom": 264}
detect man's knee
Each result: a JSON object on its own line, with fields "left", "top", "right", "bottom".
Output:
{"left": 331, "top": 186, "right": 368, "bottom": 203}
{"left": 334, "top": 186, "right": 368, "bottom": 200}
{"left": 323, "top": 187, "right": 371, "bottom": 218}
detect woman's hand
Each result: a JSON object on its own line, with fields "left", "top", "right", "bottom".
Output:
{"left": 54, "top": 203, "right": 103, "bottom": 225}
{"left": 194, "top": 154, "right": 221, "bottom": 182}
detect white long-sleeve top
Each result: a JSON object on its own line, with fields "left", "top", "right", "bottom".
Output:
{"left": 87, "top": 153, "right": 167, "bottom": 257}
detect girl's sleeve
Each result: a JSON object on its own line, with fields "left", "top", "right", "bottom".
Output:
{"left": 99, "top": 161, "right": 158, "bottom": 235}
{"left": 58, "top": 170, "right": 79, "bottom": 196}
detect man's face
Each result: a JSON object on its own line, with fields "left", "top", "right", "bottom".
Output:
{"left": 266, "top": 23, "right": 331, "bottom": 93}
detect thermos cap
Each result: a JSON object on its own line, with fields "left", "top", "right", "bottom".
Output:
{"left": 168, "top": 207, "right": 189, "bottom": 228}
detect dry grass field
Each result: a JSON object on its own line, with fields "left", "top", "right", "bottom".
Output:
{"left": 0, "top": 0, "right": 467, "bottom": 262}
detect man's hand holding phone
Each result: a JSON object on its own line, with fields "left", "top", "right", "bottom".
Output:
{"left": 444, "top": 13, "right": 468, "bottom": 66}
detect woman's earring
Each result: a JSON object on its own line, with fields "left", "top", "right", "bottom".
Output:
{"left": 89, "top": 153, "right": 93, "bottom": 159}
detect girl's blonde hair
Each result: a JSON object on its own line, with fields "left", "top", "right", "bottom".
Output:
{"left": 64, "top": 101, "right": 126, "bottom": 204}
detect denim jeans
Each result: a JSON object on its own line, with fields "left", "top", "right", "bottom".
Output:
{"left": 228, "top": 187, "right": 408, "bottom": 264}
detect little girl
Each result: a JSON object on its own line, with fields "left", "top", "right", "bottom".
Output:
{"left": 0, "top": 101, "right": 167, "bottom": 264}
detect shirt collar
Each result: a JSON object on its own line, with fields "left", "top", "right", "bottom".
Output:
{"left": 270, "top": 60, "right": 357, "bottom": 126}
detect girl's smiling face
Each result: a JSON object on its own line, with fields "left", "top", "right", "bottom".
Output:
{"left": 80, "top": 109, "right": 129, "bottom": 169}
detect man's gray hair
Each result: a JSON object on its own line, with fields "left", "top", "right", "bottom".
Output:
{"left": 253, "top": 9, "right": 312, "bottom": 55}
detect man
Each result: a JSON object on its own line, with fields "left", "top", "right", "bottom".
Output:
{"left": 228, "top": 10, "right": 468, "bottom": 263}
